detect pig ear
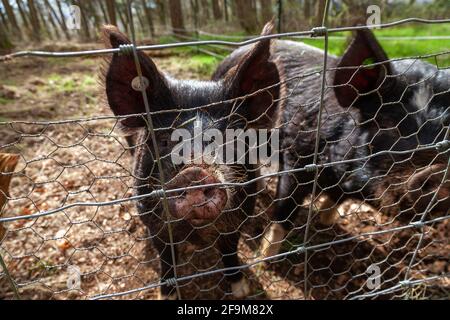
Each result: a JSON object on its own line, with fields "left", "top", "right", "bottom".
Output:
{"left": 333, "top": 29, "right": 392, "bottom": 108}
{"left": 226, "top": 21, "right": 280, "bottom": 128}
{"left": 101, "top": 25, "right": 171, "bottom": 127}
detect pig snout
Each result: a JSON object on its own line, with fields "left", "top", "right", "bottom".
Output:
{"left": 167, "top": 166, "right": 228, "bottom": 225}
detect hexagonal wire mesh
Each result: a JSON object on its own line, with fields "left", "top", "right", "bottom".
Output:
{"left": 0, "top": 2, "right": 449, "bottom": 300}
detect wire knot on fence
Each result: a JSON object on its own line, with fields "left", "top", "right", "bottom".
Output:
{"left": 310, "top": 27, "right": 328, "bottom": 37}
{"left": 119, "top": 44, "right": 137, "bottom": 56}
{"left": 435, "top": 140, "right": 450, "bottom": 152}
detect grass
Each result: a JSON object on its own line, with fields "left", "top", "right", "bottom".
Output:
{"left": 300, "top": 37, "right": 449, "bottom": 67}
{"left": 0, "top": 79, "right": 19, "bottom": 86}
{"left": 30, "top": 259, "right": 58, "bottom": 277}
{"left": 186, "top": 54, "right": 220, "bottom": 76}
{"left": 159, "top": 24, "right": 450, "bottom": 67}
{"left": 284, "top": 24, "right": 450, "bottom": 66}
{"left": 156, "top": 37, "right": 221, "bottom": 77}
{"left": 0, "top": 97, "right": 14, "bottom": 105}
{"left": 47, "top": 73, "right": 97, "bottom": 93}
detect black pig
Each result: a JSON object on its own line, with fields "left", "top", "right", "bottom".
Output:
{"left": 215, "top": 29, "right": 449, "bottom": 259}
{"left": 101, "top": 23, "right": 281, "bottom": 299}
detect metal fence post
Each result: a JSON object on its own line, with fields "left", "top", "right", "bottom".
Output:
{"left": 125, "top": 0, "right": 182, "bottom": 300}
{"left": 302, "top": 0, "right": 331, "bottom": 300}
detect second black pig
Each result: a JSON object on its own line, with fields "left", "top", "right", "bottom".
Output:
{"left": 215, "top": 29, "right": 449, "bottom": 259}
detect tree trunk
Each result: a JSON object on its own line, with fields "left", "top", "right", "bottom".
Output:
{"left": 106, "top": 0, "right": 117, "bottom": 26}
{"left": 193, "top": 0, "right": 200, "bottom": 28}
{"left": 86, "top": 1, "right": 102, "bottom": 29}
{"left": 155, "top": 0, "right": 167, "bottom": 26}
{"left": 315, "top": 0, "right": 326, "bottom": 27}
{"left": 16, "top": 0, "right": 32, "bottom": 38}
{"left": 0, "top": 18, "right": 13, "bottom": 51}
{"left": 169, "top": 0, "right": 185, "bottom": 37}
{"left": 0, "top": 8, "right": 12, "bottom": 49}
{"left": 212, "top": 0, "right": 222, "bottom": 20}
{"left": 200, "top": 0, "right": 210, "bottom": 23}
{"left": 259, "top": 0, "right": 272, "bottom": 24}
{"left": 230, "top": 0, "right": 237, "bottom": 17}
{"left": 117, "top": 4, "right": 129, "bottom": 32}
{"left": 2, "top": 0, "right": 22, "bottom": 39}
{"left": 97, "top": 0, "right": 108, "bottom": 24}
{"left": 27, "top": 0, "right": 41, "bottom": 41}
{"left": 141, "top": 0, "right": 155, "bottom": 36}
{"left": 39, "top": 1, "right": 52, "bottom": 38}
{"left": 189, "top": 0, "right": 197, "bottom": 28}
{"left": 234, "top": 0, "right": 258, "bottom": 33}
{"left": 39, "top": 3, "right": 59, "bottom": 39}
{"left": 224, "top": 0, "right": 229, "bottom": 21}
{"left": 44, "top": 0, "right": 70, "bottom": 40}
{"left": 55, "top": 0, "right": 72, "bottom": 40}
{"left": 136, "top": 6, "right": 146, "bottom": 34}
{"left": 303, "top": 0, "right": 311, "bottom": 19}
{"left": 15, "top": 0, "right": 29, "bottom": 27}
{"left": 0, "top": 7, "right": 10, "bottom": 33}
{"left": 74, "top": 0, "right": 92, "bottom": 41}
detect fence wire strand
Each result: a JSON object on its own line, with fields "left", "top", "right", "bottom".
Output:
{"left": 1, "top": 18, "right": 450, "bottom": 61}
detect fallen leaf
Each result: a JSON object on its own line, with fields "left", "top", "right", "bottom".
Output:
{"left": 0, "top": 153, "right": 19, "bottom": 243}
{"left": 55, "top": 229, "right": 71, "bottom": 253}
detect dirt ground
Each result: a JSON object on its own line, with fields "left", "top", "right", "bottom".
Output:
{"left": 0, "top": 52, "right": 448, "bottom": 300}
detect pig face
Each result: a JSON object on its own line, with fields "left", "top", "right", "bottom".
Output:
{"left": 101, "top": 23, "right": 280, "bottom": 227}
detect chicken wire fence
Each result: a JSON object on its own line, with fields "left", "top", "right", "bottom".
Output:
{"left": 0, "top": 1, "right": 449, "bottom": 300}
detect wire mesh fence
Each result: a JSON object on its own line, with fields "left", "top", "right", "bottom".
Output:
{"left": 0, "top": 1, "right": 449, "bottom": 300}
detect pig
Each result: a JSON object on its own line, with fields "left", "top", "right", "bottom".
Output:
{"left": 214, "top": 28, "right": 449, "bottom": 260}
{"left": 100, "top": 22, "right": 282, "bottom": 299}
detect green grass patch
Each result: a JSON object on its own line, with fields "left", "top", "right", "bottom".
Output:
{"left": 81, "top": 75, "right": 96, "bottom": 87}
{"left": 187, "top": 54, "right": 220, "bottom": 76}
{"left": 158, "top": 33, "right": 234, "bottom": 59}
{"left": 30, "top": 259, "right": 58, "bottom": 277}
{"left": 47, "top": 73, "right": 97, "bottom": 93}
{"left": 375, "top": 24, "right": 450, "bottom": 37}
{"left": 161, "top": 52, "right": 220, "bottom": 78}
{"left": 0, "top": 79, "right": 19, "bottom": 86}
{"left": 158, "top": 35, "right": 194, "bottom": 55}
{"left": 0, "top": 97, "right": 14, "bottom": 105}
{"left": 158, "top": 24, "right": 450, "bottom": 68}
{"left": 297, "top": 24, "right": 450, "bottom": 66}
